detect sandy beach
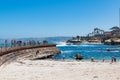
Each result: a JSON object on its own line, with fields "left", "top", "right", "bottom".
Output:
{"left": 0, "top": 60, "right": 120, "bottom": 80}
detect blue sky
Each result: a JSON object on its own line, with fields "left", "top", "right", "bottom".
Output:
{"left": 0, "top": 0, "right": 120, "bottom": 38}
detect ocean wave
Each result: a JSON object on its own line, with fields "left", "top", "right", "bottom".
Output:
{"left": 57, "top": 44, "right": 68, "bottom": 47}
{"left": 105, "top": 50, "right": 120, "bottom": 53}
{"left": 61, "top": 50, "right": 74, "bottom": 53}
{"left": 55, "top": 41, "right": 68, "bottom": 46}
{"left": 85, "top": 50, "right": 119, "bottom": 53}
{"left": 79, "top": 44, "right": 95, "bottom": 47}
{"left": 56, "top": 41, "right": 100, "bottom": 47}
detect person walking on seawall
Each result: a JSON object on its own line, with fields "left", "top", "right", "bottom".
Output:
{"left": 5, "top": 40, "right": 8, "bottom": 49}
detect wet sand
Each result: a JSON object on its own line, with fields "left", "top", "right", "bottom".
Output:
{"left": 0, "top": 60, "right": 120, "bottom": 80}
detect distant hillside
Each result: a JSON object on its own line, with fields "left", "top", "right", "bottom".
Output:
{"left": 45, "top": 37, "right": 71, "bottom": 42}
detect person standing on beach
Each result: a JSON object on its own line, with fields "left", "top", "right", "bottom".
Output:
{"left": 111, "top": 56, "right": 116, "bottom": 63}
{"left": 36, "top": 50, "right": 39, "bottom": 54}
{"left": 62, "top": 55, "right": 65, "bottom": 60}
{"left": 114, "top": 57, "right": 116, "bottom": 62}
{"left": 91, "top": 57, "right": 94, "bottom": 62}
{"left": 102, "top": 57, "right": 105, "bottom": 62}
{"left": 35, "top": 50, "right": 39, "bottom": 56}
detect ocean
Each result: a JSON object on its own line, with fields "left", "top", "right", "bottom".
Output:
{"left": 56, "top": 43, "right": 120, "bottom": 61}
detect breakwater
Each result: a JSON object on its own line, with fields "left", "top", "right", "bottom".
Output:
{"left": 0, "top": 44, "right": 61, "bottom": 66}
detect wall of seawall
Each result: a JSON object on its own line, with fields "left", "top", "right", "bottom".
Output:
{"left": 0, "top": 45, "right": 61, "bottom": 66}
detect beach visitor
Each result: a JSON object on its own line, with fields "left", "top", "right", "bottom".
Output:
{"left": 62, "top": 55, "right": 65, "bottom": 60}
{"left": 111, "top": 57, "right": 114, "bottom": 63}
{"left": 114, "top": 57, "right": 116, "bottom": 62}
{"left": 91, "top": 57, "right": 94, "bottom": 62}
{"left": 37, "top": 41, "right": 40, "bottom": 45}
{"left": 102, "top": 57, "right": 105, "bottom": 62}
{"left": 111, "top": 56, "right": 116, "bottom": 63}
{"left": 23, "top": 42, "right": 26, "bottom": 46}
{"left": 36, "top": 50, "right": 39, "bottom": 55}
{"left": 51, "top": 55, "right": 56, "bottom": 60}
{"left": 34, "top": 50, "right": 39, "bottom": 57}
{"left": 11, "top": 40, "right": 14, "bottom": 47}
{"left": 13, "top": 40, "right": 16, "bottom": 47}
{"left": 5, "top": 40, "right": 8, "bottom": 49}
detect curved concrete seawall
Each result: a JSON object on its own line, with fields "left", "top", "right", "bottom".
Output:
{"left": 0, "top": 44, "right": 61, "bottom": 66}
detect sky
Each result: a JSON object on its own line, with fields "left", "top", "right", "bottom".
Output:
{"left": 0, "top": 0, "right": 120, "bottom": 38}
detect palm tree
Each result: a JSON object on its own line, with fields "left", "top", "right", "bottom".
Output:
{"left": 110, "top": 26, "right": 120, "bottom": 31}
{"left": 92, "top": 32, "right": 94, "bottom": 37}
{"left": 72, "top": 37, "right": 75, "bottom": 40}
{"left": 76, "top": 35, "right": 80, "bottom": 40}
{"left": 110, "top": 26, "right": 120, "bottom": 37}
{"left": 87, "top": 33, "right": 90, "bottom": 37}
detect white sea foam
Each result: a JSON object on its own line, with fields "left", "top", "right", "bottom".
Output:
{"left": 61, "top": 50, "right": 74, "bottom": 53}
{"left": 56, "top": 41, "right": 102, "bottom": 47}
{"left": 55, "top": 41, "right": 67, "bottom": 46}
{"left": 105, "top": 50, "right": 120, "bottom": 53}
{"left": 79, "top": 44, "right": 94, "bottom": 47}
{"left": 56, "top": 41, "right": 78, "bottom": 47}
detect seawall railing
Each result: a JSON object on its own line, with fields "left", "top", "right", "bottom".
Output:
{"left": 0, "top": 44, "right": 57, "bottom": 56}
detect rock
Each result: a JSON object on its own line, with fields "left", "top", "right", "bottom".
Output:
{"left": 74, "top": 54, "right": 83, "bottom": 60}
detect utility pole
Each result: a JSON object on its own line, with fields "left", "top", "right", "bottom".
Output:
{"left": 119, "top": 8, "right": 120, "bottom": 27}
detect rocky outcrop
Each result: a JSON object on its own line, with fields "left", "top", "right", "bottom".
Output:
{"left": 0, "top": 45, "right": 60, "bottom": 66}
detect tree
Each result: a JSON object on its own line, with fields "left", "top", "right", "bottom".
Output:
{"left": 72, "top": 37, "right": 75, "bottom": 40}
{"left": 110, "top": 26, "right": 120, "bottom": 37}
{"left": 110, "top": 26, "right": 120, "bottom": 31}
{"left": 76, "top": 35, "right": 80, "bottom": 40}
